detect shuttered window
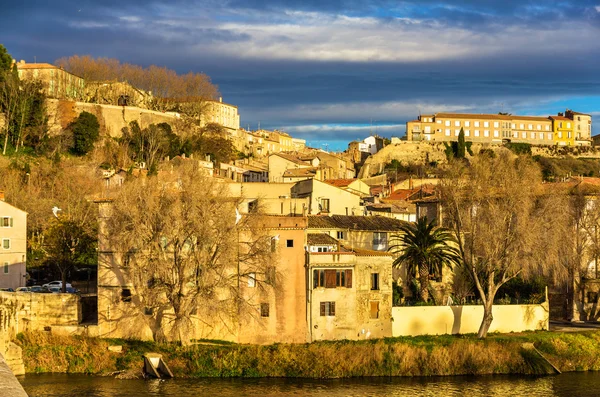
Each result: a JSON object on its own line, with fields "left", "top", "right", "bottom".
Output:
{"left": 320, "top": 301, "right": 335, "bottom": 316}
{"left": 260, "top": 303, "right": 270, "bottom": 317}
{"left": 371, "top": 273, "right": 379, "bottom": 290}
{"left": 314, "top": 269, "right": 352, "bottom": 288}
{"left": 324, "top": 270, "right": 336, "bottom": 288}
{"left": 1, "top": 217, "right": 12, "bottom": 227}
{"left": 370, "top": 301, "right": 379, "bottom": 319}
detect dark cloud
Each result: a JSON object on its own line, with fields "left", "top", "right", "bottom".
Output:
{"left": 1, "top": 0, "right": 599, "bottom": 144}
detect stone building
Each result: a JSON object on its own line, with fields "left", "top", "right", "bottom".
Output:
{"left": 16, "top": 61, "right": 85, "bottom": 100}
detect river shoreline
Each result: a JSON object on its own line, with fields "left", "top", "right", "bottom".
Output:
{"left": 15, "top": 330, "right": 600, "bottom": 379}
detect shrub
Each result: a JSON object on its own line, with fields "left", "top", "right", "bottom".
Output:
{"left": 70, "top": 111, "right": 100, "bottom": 156}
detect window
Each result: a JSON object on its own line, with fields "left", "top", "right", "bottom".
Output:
{"left": 320, "top": 301, "right": 335, "bottom": 316}
{"left": 567, "top": 122, "right": 571, "bottom": 128}
{"left": 484, "top": 121, "right": 489, "bottom": 128}
{"left": 520, "top": 123, "right": 524, "bottom": 129}
{"left": 454, "top": 129, "right": 459, "bottom": 136}
{"left": 370, "top": 301, "right": 380, "bottom": 319}
{"left": 465, "top": 121, "right": 470, "bottom": 127}
{"left": 445, "top": 129, "right": 450, "bottom": 136}
{"left": 2, "top": 239, "right": 9, "bottom": 250}
{"left": 371, "top": 273, "right": 380, "bottom": 290}
{"left": 313, "top": 269, "right": 352, "bottom": 288}
{"left": 0, "top": 217, "right": 12, "bottom": 228}
{"left": 445, "top": 120, "right": 450, "bottom": 126}
{"left": 474, "top": 130, "right": 480, "bottom": 137}
{"left": 522, "top": 132, "right": 526, "bottom": 139}
{"left": 320, "top": 198, "right": 330, "bottom": 212}
{"left": 494, "top": 121, "right": 499, "bottom": 128}
{"left": 260, "top": 303, "right": 270, "bottom": 317}
{"left": 286, "top": 239, "right": 294, "bottom": 248}
{"left": 474, "top": 121, "right": 480, "bottom": 127}
{"left": 248, "top": 272, "right": 256, "bottom": 287}
{"left": 559, "top": 122, "right": 563, "bottom": 128}
{"left": 548, "top": 133, "right": 553, "bottom": 140}
{"left": 494, "top": 130, "right": 499, "bottom": 138}
{"left": 528, "top": 124, "right": 533, "bottom": 130}
{"left": 465, "top": 130, "right": 470, "bottom": 136}
{"left": 454, "top": 120, "right": 460, "bottom": 127}
{"left": 337, "top": 231, "right": 345, "bottom": 239}
{"left": 537, "top": 124, "right": 541, "bottom": 130}
{"left": 3, "top": 262, "right": 8, "bottom": 274}
{"left": 372, "top": 232, "right": 387, "bottom": 250}
{"left": 484, "top": 130, "right": 489, "bottom": 137}
{"left": 530, "top": 132, "right": 535, "bottom": 139}
{"left": 568, "top": 131, "right": 572, "bottom": 139}
{"left": 546, "top": 125, "right": 550, "bottom": 131}
{"left": 558, "top": 132, "right": 563, "bottom": 139}
{"left": 121, "top": 289, "right": 132, "bottom": 303}
{"left": 511, "top": 123, "right": 516, "bottom": 129}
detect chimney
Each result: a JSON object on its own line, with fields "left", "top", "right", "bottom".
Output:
{"left": 0, "top": 191, "right": 4, "bottom": 201}
{"left": 219, "top": 97, "right": 223, "bottom": 103}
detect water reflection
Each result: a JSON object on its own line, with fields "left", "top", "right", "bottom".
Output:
{"left": 18, "top": 372, "right": 600, "bottom": 397}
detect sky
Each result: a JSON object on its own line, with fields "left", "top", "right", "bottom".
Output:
{"left": 2, "top": 0, "right": 600, "bottom": 150}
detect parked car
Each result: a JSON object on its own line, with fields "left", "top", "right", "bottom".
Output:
{"left": 16, "top": 287, "right": 30, "bottom": 292}
{"left": 48, "top": 286, "right": 61, "bottom": 293}
{"left": 65, "top": 287, "right": 79, "bottom": 294}
{"left": 0, "top": 288, "right": 14, "bottom": 292}
{"left": 42, "top": 281, "right": 73, "bottom": 289}
{"left": 30, "top": 285, "right": 43, "bottom": 293}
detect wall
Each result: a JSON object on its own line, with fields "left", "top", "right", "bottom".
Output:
{"left": 0, "top": 291, "right": 81, "bottom": 339}
{"left": 391, "top": 302, "right": 549, "bottom": 337}
{"left": 293, "top": 179, "right": 362, "bottom": 216}
{"left": 308, "top": 253, "right": 393, "bottom": 341}
{"left": 0, "top": 201, "right": 27, "bottom": 290}
{"left": 46, "top": 99, "right": 179, "bottom": 137}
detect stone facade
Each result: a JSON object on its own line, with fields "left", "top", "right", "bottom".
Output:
{"left": 16, "top": 61, "right": 85, "bottom": 101}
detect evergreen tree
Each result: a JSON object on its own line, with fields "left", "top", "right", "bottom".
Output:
{"left": 457, "top": 128, "right": 466, "bottom": 159}
{"left": 70, "top": 111, "right": 100, "bottom": 156}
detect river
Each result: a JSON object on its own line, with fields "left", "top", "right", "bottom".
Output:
{"left": 17, "top": 372, "right": 600, "bottom": 396}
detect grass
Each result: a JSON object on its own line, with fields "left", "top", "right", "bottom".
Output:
{"left": 16, "top": 330, "right": 600, "bottom": 378}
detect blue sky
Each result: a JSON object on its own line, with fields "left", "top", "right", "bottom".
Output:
{"left": 2, "top": 0, "right": 600, "bottom": 150}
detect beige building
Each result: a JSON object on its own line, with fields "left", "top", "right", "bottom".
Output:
{"left": 307, "top": 248, "right": 393, "bottom": 341}
{"left": 16, "top": 61, "right": 85, "bottom": 100}
{"left": 268, "top": 153, "right": 315, "bottom": 182}
{"left": 0, "top": 195, "right": 27, "bottom": 290}
{"left": 324, "top": 179, "right": 371, "bottom": 197}
{"left": 407, "top": 110, "right": 592, "bottom": 146}
{"left": 307, "top": 215, "right": 407, "bottom": 252}
{"left": 201, "top": 98, "right": 240, "bottom": 131}
{"left": 292, "top": 179, "right": 362, "bottom": 216}
{"left": 566, "top": 109, "right": 593, "bottom": 145}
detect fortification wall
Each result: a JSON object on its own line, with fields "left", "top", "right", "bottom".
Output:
{"left": 46, "top": 99, "right": 179, "bottom": 138}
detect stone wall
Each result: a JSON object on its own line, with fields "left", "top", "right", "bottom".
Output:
{"left": 391, "top": 302, "right": 549, "bottom": 337}
{"left": 46, "top": 99, "right": 179, "bottom": 138}
{"left": 0, "top": 291, "right": 81, "bottom": 339}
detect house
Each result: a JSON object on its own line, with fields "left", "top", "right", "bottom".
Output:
{"left": 0, "top": 193, "right": 27, "bottom": 290}
{"left": 268, "top": 153, "right": 314, "bottom": 182}
{"left": 307, "top": 234, "right": 393, "bottom": 341}
{"left": 324, "top": 179, "right": 371, "bottom": 197}
{"left": 307, "top": 215, "right": 408, "bottom": 252}
{"left": 292, "top": 179, "right": 362, "bottom": 216}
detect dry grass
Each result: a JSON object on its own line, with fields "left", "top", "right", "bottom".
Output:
{"left": 16, "top": 330, "right": 600, "bottom": 378}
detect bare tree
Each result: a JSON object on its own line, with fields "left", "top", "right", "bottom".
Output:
{"left": 104, "top": 163, "right": 276, "bottom": 343}
{"left": 440, "top": 150, "right": 564, "bottom": 338}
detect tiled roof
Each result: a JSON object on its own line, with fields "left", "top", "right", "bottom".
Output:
{"left": 434, "top": 113, "right": 550, "bottom": 122}
{"left": 308, "top": 215, "right": 408, "bottom": 231}
{"left": 272, "top": 153, "right": 311, "bottom": 166}
{"left": 307, "top": 233, "right": 339, "bottom": 246}
{"left": 388, "top": 184, "right": 436, "bottom": 201}
{"left": 367, "top": 203, "right": 416, "bottom": 214}
{"left": 549, "top": 116, "right": 571, "bottom": 121}
{"left": 324, "top": 178, "right": 356, "bottom": 188}
{"left": 346, "top": 246, "right": 394, "bottom": 257}
{"left": 283, "top": 168, "right": 317, "bottom": 177}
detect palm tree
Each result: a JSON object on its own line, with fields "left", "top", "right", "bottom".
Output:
{"left": 389, "top": 216, "right": 460, "bottom": 302}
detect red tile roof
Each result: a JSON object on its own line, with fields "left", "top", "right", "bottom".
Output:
{"left": 324, "top": 178, "right": 356, "bottom": 188}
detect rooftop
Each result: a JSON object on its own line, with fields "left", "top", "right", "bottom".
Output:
{"left": 307, "top": 233, "right": 339, "bottom": 246}
{"left": 308, "top": 215, "right": 408, "bottom": 231}
{"left": 324, "top": 178, "right": 357, "bottom": 188}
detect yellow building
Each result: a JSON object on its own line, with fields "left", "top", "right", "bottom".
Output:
{"left": 406, "top": 110, "right": 591, "bottom": 146}
{"left": 550, "top": 115, "right": 575, "bottom": 146}
{"left": 16, "top": 61, "right": 85, "bottom": 100}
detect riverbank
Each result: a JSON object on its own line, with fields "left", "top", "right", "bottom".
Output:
{"left": 15, "top": 330, "right": 600, "bottom": 378}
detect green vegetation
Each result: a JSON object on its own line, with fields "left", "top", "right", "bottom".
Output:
{"left": 443, "top": 129, "right": 473, "bottom": 161}
{"left": 504, "top": 142, "right": 532, "bottom": 156}
{"left": 17, "top": 330, "right": 600, "bottom": 378}
{"left": 70, "top": 111, "right": 100, "bottom": 156}
{"left": 389, "top": 217, "right": 460, "bottom": 303}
